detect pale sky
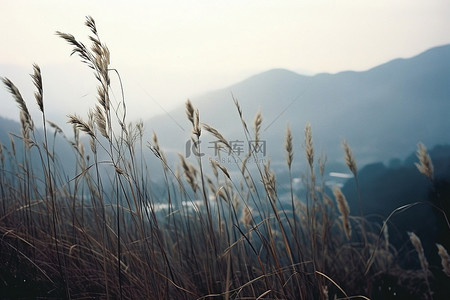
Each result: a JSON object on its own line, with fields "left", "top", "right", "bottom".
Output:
{"left": 1, "top": 0, "right": 450, "bottom": 125}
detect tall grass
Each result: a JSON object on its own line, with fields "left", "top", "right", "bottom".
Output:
{"left": 0, "top": 16, "right": 449, "bottom": 299}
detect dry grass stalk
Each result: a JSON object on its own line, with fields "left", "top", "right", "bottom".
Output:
{"left": 240, "top": 151, "right": 251, "bottom": 174}
{"left": 383, "top": 221, "right": 389, "bottom": 251}
{"left": 285, "top": 124, "right": 293, "bottom": 169}
{"left": 415, "top": 142, "right": 434, "bottom": 180}
{"left": 241, "top": 205, "right": 253, "bottom": 229}
{"left": 318, "top": 153, "right": 327, "bottom": 179}
{"left": 0, "top": 143, "right": 4, "bottom": 167}
{"left": 233, "top": 97, "right": 248, "bottom": 134}
{"left": 342, "top": 140, "right": 357, "bottom": 177}
{"left": 436, "top": 243, "right": 450, "bottom": 277}
{"left": 333, "top": 186, "right": 351, "bottom": 240}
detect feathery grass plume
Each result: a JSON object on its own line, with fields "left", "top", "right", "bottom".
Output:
{"left": 93, "top": 105, "right": 108, "bottom": 139}
{"left": 47, "top": 121, "right": 64, "bottom": 136}
{"left": 2, "top": 77, "right": 33, "bottom": 129}
{"left": 436, "top": 243, "right": 450, "bottom": 277}
{"left": 86, "top": 15, "right": 110, "bottom": 73}
{"left": 20, "top": 111, "right": 33, "bottom": 149}
{"left": 285, "top": 124, "right": 293, "bottom": 169}
{"left": 408, "top": 232, "right": 429, "bottom": 275}
{"left": 253, "top": 109, "right": 262, "bottom": 143}
{"left": 202, "top": 123, "right": 232, "bottom": 152}
{"left": 210, "top": 159, "right": 231, "bottom": 180}
{"left": 178, "top": 153, "right": 198, "bottom": 192}
{"left": 206, "top": 176, "right": 216, "bottom": 194}
{"left": 86, "top": 112, "right": 97, "bottom": 154}
{"left": 193, "top": 109, "right": 201, "bottom": 137}
{"left": 85, "top": 15, "right": 98, "bottom": 35}
{"left": 185, "top": 99, "right": 195, "bottom": 126}
{"left": 415, "top": 142, "right": 434, "bottom": 180}
{"left": 31, "top": 64, "right": 43, "bottom": 112}
{"left": 67, "top": 114, "right": 95, "bottom": 138}
{"left": 263, "top": 160, "right": 277, "bottom": 203}
{"left": 149, "top": 132, "right": 167, "bottom": 166}
{"left": 55, "top": 31, "right": 91, "bottom": 68}
{"left": 210, "top": 159, "right": 219, "bottom": 179}
{"left": 342, "top": 139, "right": 357, "bottom": 177}
{"left": 96, "top": 85, "right": 109, "bottom": 112}
{"left": 333, "top": 186, "right": 351, "bottom": 240}
{"left": 304, "top": 123, "right": 314, "bottom": 169}
{"left": 58, "top": 16, "right": 111, "bottom": 113}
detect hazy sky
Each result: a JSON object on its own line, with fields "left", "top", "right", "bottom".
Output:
{"left": 1, "top": 0, "right": 450, "bottom": 124}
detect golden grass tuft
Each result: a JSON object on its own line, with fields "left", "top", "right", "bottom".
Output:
{"left": 253, "top": 109, "right": 262, "bottom": 143}
{"left": 304, "top": 122, "right": 314, "bottom": 169}
{"left": 342, "top": 139, "right": 357, "bottom": 177}
{"left": 333, "top": 186, "right": 351, "bottom": 240}
{"left": 436, "top": 243, "right": 450, "bottom": 277}
{"left": 408, "top": 232, "right": 430, "bottom": 277}
{"left": 415, "top": 142, "right": 434, "bottom": 180}
{"left": 285, "top": 124, "right": 293, "bottom": 169}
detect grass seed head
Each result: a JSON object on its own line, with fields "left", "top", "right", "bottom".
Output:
{"left": 285, "top": 124, "right": 293, "bottom": 169}
{"left": 415, "top": 142, "right": 434, "bottom": 180}
{"left": 436, "top": 243, "right": 450, "bottom": 277}
{"left": 408, "top": 232, "right": 429, "bottom": 276}
{"left": 342, "top": 139, "right": 357, "bottom": 177}
{"left": 333, "top": 186, "right": 351, "bottom": 240}
{"left": 304, "top": 123, "right": 314, "bottom": 169}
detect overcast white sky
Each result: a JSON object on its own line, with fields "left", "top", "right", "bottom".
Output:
{"left": 1, "top": 0, "right": 450, "bottom": 124}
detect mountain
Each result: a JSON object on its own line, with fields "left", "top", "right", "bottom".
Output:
{"left": 0, "top": 116, "right": 20, "bottom": 144}
{"left": 145, "top": 44, "right": 450, "bottom": 173}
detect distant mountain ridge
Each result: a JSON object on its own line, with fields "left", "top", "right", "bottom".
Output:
{"left": 146, "top": 44, "right": 450, "bottom": 169}
{"left": 1, "top": 45, "right": 450, "bottom": 173}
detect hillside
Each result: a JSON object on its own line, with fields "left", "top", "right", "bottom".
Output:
{"left": 145, "top": 44, "right": 450, "bottom": 171}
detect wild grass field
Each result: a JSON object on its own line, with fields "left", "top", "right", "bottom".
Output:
{"left": 1, "top": 17, "right": 449, "bottom": 299}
